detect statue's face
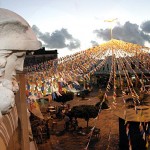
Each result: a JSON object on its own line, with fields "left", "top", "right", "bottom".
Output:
{"left": 0, "top": 50, "right": 26, "bottom": 92}
{"left": 3, "top": 51, "right": 26, "bottom": 80}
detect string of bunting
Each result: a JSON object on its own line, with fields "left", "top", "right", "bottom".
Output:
{"left": 106, "top": 48, "right": 118, "bottom": 149}
{"left": 85, "top": 51, "right": 115, "bottom": 150}
{"left": 117, "top": 51, "right": 140, "bottom": 105}
{"left": 118, "top": 51, "right": 140, "bottom": 101}
{"left": 115, "top": 53, "right": 134, "bottom": 149}
{"left": 119, "top": 51, "right": 145, "bottom": 88}
{"left": 25, "top": 47, "right": 110, "bottom": 98}
{"left": 127, "top": 55, "right": 149, "bottom": 82}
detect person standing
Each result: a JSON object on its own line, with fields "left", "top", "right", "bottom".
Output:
{"left": 64, "top": 114, "right": 70, "bottom": 131}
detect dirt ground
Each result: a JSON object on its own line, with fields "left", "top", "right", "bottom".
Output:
{"left": 38, "top": 90, "right": 120, "bottom": 150}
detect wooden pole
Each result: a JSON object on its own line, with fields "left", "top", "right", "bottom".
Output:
{"left": 15, "top": 72, "right": 30, "bottom": 150}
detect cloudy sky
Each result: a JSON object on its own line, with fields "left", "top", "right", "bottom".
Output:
{"left": 1, "top": 0, "right": 150, "bottom": 57}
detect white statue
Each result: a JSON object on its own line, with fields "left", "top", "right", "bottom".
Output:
{"left": 0, "top": 86, "right": 15, "bottom": 116}
{"left": 0, "top": 8, "right": 41, "bottom": 118}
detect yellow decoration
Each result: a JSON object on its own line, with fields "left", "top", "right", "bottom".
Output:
{"left": 62, "top": 88, "right": 67, "bottom": 93}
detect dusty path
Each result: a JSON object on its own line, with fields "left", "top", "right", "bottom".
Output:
{"left": 38, "top": 92, "right": 120, "bottom": 150}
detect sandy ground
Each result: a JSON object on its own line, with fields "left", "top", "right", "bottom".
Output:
{"left": 38, "top": 91, "right": 120, "bottom": 150}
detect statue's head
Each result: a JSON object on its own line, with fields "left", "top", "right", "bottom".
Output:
{"left": 0, "top": 8, "right": 42, "bottom": 114}
{"left": 0, "top": 8, "right": 41, "bottom": 81}
{"left": 0, "top": 8, "right": 41, "bottom": 51}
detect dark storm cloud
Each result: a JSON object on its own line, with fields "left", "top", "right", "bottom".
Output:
{"left": 32, "top": 25, "right": 80, "bottom": 49}
{"left": 93, "top": 21, "right": 150, "bottom": 46}
{"left": 140, "top": 21, "right": 150, "bottom": 33}
{"left": 91, "top": 40, "right": 99, "bottom": 46}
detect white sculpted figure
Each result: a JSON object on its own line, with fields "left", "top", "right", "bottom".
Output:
{"left": 0, "top": 8, "right": 41, "bottom": 118}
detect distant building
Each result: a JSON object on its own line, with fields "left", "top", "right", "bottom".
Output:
{"left": 24, "top": 47, "right": 58, "bottom": 67}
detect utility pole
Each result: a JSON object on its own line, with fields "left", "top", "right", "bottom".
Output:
{"left": 104, "top": 18, "right": 118, "bottom": 40}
